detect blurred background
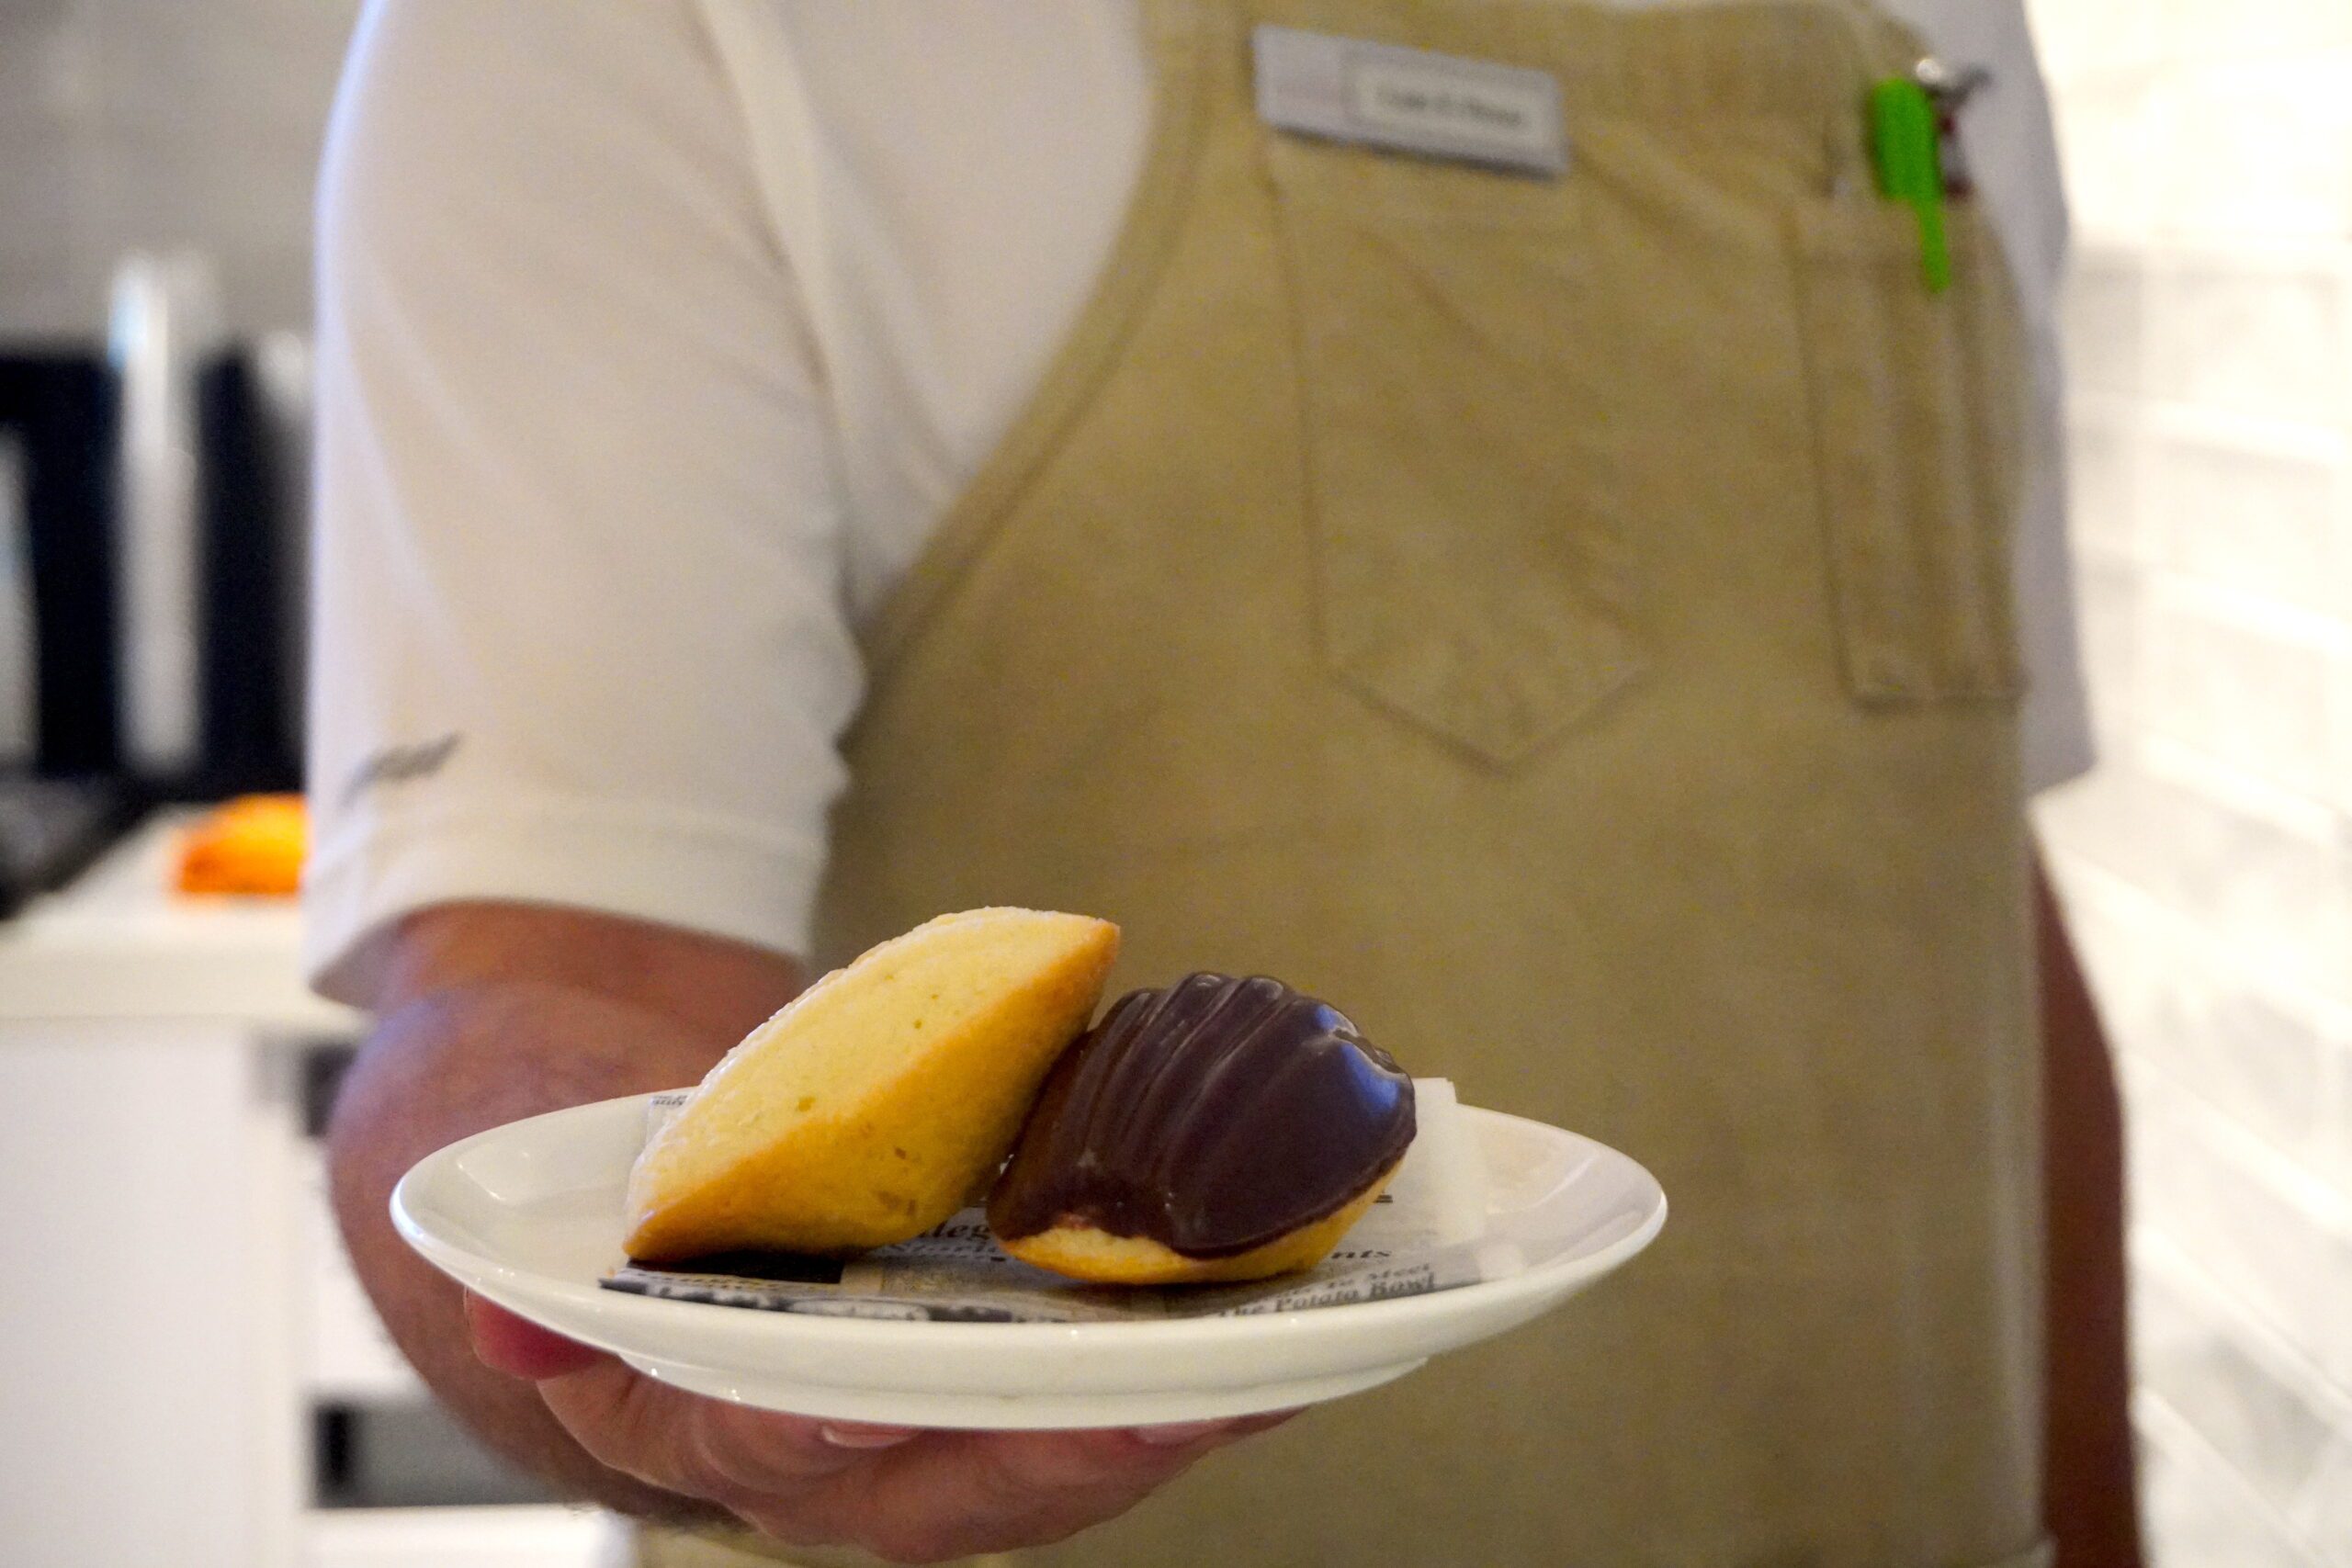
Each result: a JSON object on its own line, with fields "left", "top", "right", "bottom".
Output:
{"left": 0, "top": 3, "right": 618, "bottom": 1564}
{"left": 2029, "top": 1, "right": 2352, "bottom": 1562}
{"left": 0, "top": 1, "right": 2346, "bottom": 1565}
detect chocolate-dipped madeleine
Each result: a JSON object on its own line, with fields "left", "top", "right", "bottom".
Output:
{"left": 987, "top": 972, "right": 1415, "bottom": 1284}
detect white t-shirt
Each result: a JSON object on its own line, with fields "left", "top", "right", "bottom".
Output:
{"left": 304, "top": 0, "right": 2091, "bottom": 988}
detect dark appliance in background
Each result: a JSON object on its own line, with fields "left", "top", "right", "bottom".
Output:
{"left": 0, "top": 332, "right": 310, "bottom": 916}
{"left": 193, "top": 346, "right": 306, "bottom": 798}
{"left": 0, "top": 351, "right": 135, "bottom": 914}
{"left": 0, "top": 352, "right": 119, "bottom": 776}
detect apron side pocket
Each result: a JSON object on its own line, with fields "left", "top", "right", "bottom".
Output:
{"left": 1792, "top": 199, "right": 2026, "bottom": 705}
{"left": 1265, "top": 136, "right": 1643, "bottom": 765}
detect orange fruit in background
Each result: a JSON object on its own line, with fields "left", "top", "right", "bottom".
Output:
{"left": 175, "top": 794, "right": 307, "bottom": 897}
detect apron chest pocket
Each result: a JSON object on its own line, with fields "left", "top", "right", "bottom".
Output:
{"left": 1264, "top": 135, "right": 1642, "bottom": 766}
{"left": 1792, "top": 198, "right": 2028, "bottom": 705}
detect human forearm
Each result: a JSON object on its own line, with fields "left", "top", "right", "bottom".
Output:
{"left": 326, "top": 976, "right": 742, "bottom": 1515}
{"left": 2036, "top": 860, "right": 2143, "bottom": 1567}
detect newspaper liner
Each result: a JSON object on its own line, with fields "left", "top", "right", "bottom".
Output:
{"left": 601, "top": 1078, "right": 1498, "bottom": 1324}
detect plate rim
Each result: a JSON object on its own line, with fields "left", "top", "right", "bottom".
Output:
{"left": 391, "top": 1091, "right": 1668, "bottom": 1352}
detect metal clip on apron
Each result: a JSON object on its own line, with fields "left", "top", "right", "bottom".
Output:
{"left": 664, "top": 1, "right": 2047, "bottom": 1562}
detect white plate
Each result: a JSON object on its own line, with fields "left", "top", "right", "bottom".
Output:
{"left": 392, "top": 1093, "right": 1666, "bottom": 1429}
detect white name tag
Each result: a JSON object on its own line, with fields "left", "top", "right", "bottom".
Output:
{"left": 1253, "top": 25, "right": 1567, "bottom": 178}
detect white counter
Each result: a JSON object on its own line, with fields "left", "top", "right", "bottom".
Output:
{"left": 0, "top": 812, "right": 351, "bottom": 1029}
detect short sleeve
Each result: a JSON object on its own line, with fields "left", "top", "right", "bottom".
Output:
{"left": 304, "top": 1, "right": 860, "bottom": 998}
{"left": 1929, "top": 0, "right": 2096, "bottom": 795}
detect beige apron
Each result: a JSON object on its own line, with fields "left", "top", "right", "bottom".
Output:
{"left": 654, "top": 0, "right": 2048, "bottom": 1562}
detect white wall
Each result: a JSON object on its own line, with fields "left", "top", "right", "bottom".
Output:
{"left": 2027, "top": 1, "right": 2352, "bottom": 1563}
{"left": 0, "top": 0, "right": 359, "bottom": 343}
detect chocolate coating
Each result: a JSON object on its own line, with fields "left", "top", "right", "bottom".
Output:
{"left": 987, "top": 974, "right": 1415, "bottom": 1259}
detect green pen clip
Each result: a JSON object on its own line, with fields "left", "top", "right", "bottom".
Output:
{"left": 1869, "top": 76, "right": 1951, "bottom": 294}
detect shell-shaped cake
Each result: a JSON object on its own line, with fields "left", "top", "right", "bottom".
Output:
{"left": 986, "top": 972, "right": 1416, "bottom": 1284}
{"left": 622, "top": 908, "right": 1120, "bottom": 1262}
